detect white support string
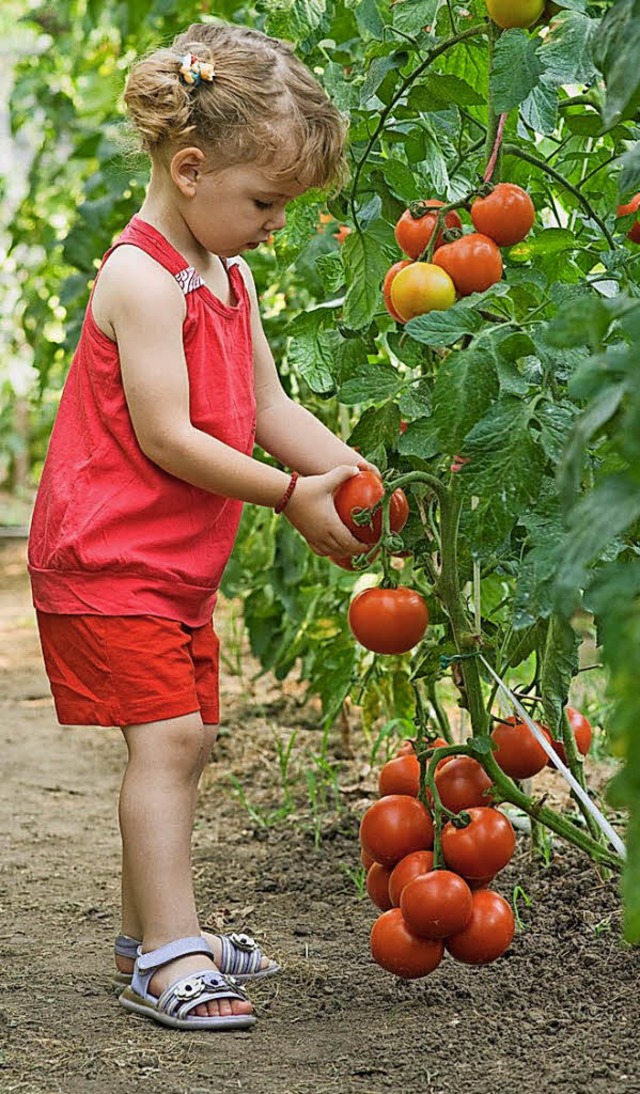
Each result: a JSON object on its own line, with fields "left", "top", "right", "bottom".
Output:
{"left": 478, "top": 654, "right": 626, "bottom": 860}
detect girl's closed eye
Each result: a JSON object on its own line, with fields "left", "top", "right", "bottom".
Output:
{"left": 254, "top": 200, "right": 273, "bottom": 211}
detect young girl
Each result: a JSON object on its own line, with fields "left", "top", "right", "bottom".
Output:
{"left": 28, "top": 21, "right": 369, "bottom": 1032}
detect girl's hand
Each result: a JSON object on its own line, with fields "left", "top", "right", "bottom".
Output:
{"left": 284, "top": 466, "right": 368, "bottom": 557}
{"left": 356, "top": 457, "right": 382, "bottom": 478}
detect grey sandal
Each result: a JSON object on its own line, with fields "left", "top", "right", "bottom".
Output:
{"left": 113, "top": 930, "right": 280, "bottom": 991}
{"left": 118, "top": 935, "right": 256, "bottom": 1031}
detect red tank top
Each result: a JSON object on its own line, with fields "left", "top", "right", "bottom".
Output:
{"left": 28, "top": 216, "right": 256, "bottom": 626}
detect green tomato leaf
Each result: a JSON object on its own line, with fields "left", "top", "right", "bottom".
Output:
{"left": 432, "top": 346, "right": 499, "bottom": 453}
{"left": 491, "top": 30, "right": 544, "bottom": 114}
{"left": 342, "top": 226, "right": 392, "bottom": 330}
{"left": 539, "top": 10, "right": 599, "bottom": 87}
{"left": 592, "top": 0, "right": 640, "bottom": 128}
{"left": 405, "top": 303, "right": 483, "bottom": 346}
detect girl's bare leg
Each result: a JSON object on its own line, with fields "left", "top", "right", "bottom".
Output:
{"left": 118, "top": 713, "right": 252, "bottom": 1019}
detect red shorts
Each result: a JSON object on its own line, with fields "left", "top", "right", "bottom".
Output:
{"left": 35, "top": 613, "right": 220, "bottom": 727}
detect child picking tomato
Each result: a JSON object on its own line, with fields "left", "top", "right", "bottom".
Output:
{"left": 28, "top": 21, "right": 374, "bottom": 1034}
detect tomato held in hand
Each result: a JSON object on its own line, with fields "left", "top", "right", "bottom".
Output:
{"left": 433, "top": 233, "right": 503, "bottom": 297}
{"left": 383, "top": 259, "right": 413, "bottom": 321}
{"left": 366, "top": 862, "right": 393, "bottom": 911}
{"left": 388, "top": 850, "right": 434, "bottom": 907}
{"left": 401, "top": 869, "right": 473, "bottom": 939}
{"left": 434, "top": 755, "right": 494, "bottom": 813}
{"left": 441, "top": 806, "right": 516, "bottom": 879}
{"left": 395, "top": 201, "right": 463, "bottom": 260}
{"left": 334, "top": 470, "right": 409, "bottom": 545}
{"left": 485, "top": 0, "right": 544, "bottom": 28}
{"left": 379, "top": 753, "right": 420, "bottom": 797}
{"left": 549, "top": 706, "right": 593, "bottom": 765}
{"left": 617, "top": 194, "right": 640, "bottom": 244}
{"left": 371, "top": 908, "right": 444, "bottom": 979}
{"left": 348, "top": 587, "right": 428, "bottom": 654}
{"left": 470, "top": 183, "right": 535, "bottom": 247}
{"left": 491, "top": 715, "right": 552, "bottom": 779}
{"left": 446, "top": 889, "right": 515, "bottom": 964}
{"left": 390, "top": 262, "right": 456, "bottom": 321}
{"left": 360, "top": 794, "right": 434, "bottom": 868}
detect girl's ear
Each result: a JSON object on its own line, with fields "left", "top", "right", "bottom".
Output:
{"left": 170, "top": 146, "right": 206, "bottom": 196}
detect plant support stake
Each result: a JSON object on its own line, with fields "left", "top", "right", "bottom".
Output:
{"left": 479, "top": 654, "right": 627, "bottom": 860}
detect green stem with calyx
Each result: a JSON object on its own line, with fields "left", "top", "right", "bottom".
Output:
{"left": 349, "top": 23, "right": 491, "bottom": 227}
{"left": 502, "top": 143, "right": 616, "bottom": 249}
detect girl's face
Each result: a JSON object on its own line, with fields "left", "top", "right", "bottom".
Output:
{"left": 179, "top": 157, "right": 307, "bottom": 258}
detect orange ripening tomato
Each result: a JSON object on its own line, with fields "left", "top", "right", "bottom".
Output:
{"left": 370, "top": 908, "right": 444, "bottom": 979}
{"left": 383, "top": 260, "right": 413, "bottom": 322}
{"left": 617, "top": 193, "right": 640, "bottom": 244}
{"left": 359, "top": 794, "right": 434, "bottom": 868}
{"left": 433, "top": 233, "right": 503, "bottom": 297}
{"left": 366, "top": 862, "right": 393, "bottom": 911}
{"left": 378, "top": 753, "right": 420, "bottom": 797}
{"left": 334, "top": 224, "right": 351, "bottom": 245}
{"left": 388, "top": 850, "right": 434, "bottom": 907}
{"left": 390, "top": 262, "right": 456, "bottom": 321}
{"left": 394, "top": 200, "right": 463, "bottom": 260}
{"left": 434, "top": 755, "right": 494, "bottom": 813}
{"left": 348, "top": 586, "right": 428, "bottom": 655}
{"left": 485, "top": 0, "right": 544, "bottom": 28}
{"left": 445, "top": 889, "right": 515, "bottom": 964}
{"left": 470, "top": 183, "right": 535, "bottom": 247}
{"left": 334, "top": 470, "right": 409, "bottom": 545}
{"left": 491, "top": 715, "right": 552, "bottom": 779}
{"left": 400, "top": 869, "right": 473, "bottom": 939}
{"left": 441, "top": 806, "right": 516, "bottom": 879}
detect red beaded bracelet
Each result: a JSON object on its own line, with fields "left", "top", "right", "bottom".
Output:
{"left": 274, "top": 471, "right": 299, "bottom": 514}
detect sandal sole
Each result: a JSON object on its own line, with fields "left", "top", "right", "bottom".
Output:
{"left": 119, "top": 987, "right": 257, "bottom": 1031}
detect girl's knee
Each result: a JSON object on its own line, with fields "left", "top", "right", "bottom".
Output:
{"left": 122, "top": 713, "right": 213, "bottom": 777}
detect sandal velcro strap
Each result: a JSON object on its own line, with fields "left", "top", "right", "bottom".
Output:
{"left": 157, "top": 969, "right": 249, "bottom": 1021}
{"left": 136, "top": 935, "right": 213, "bottom": 973}
{"left": 114, "top": 934, "right": 140, "bottom": 960}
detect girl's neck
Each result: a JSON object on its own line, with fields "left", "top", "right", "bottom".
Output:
{"left": 137, "top": 180, "right": 211, "bottom": 270}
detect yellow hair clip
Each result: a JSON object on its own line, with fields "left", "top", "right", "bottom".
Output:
{"left": 179, "top": 52, "right": 215, "bottom": 87}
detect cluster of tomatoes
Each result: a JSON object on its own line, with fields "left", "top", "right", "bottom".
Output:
{"left": 383, "top": 182, "right": 536, "bottom": 324}
{"left": 331, "top": 470, "right": 430, "bottom": 656}
{"left": 361, "top": 741, "right": 516, "bottom": 978}
{"left": 492, "top": 706, "right": 592, "bottom": 776}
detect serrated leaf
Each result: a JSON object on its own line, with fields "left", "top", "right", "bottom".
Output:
{"left": 316, "top": 251, "right": 345, "bottom": 293}
{"left": 539, "top": 10, "right": 599, "bottom": 87}
{"left": 360, "top": 52, "right": 406, "bottom": 107}
{"left": 274, "top": 196, "right": 320, "bottom": 270}
{"left": 557, "top": 474, "right": 640, "bottom": 596}
{"left": 405, "top": 303, "right": 483, "bottom": 346}
{"left": 521, "top": 76, "right": 558, "bottom": 135}
{"left": 287, "top": 326, "right": 340, "bottom": 394}
{"left": 392, "top": 0, "right": 441, "bottom": 35}
{"left": 491, "top": 30, "right": 543, "bottom": 113}
{"left": 378, "top": 159, "right": 422, "bottom": 203}
{"left": 558, "top": 382, "right": 629, "bottom": 504}
{"left": 540, "top": 615, "right": 580, "bottom": 736}
{"left": 432, "top": 346, "right": 499, "bottom": 453}
{"left": 342, "top": 227, "right": 390, "bottom": 330}
{"left": 535, "top": 400, "right": 578, "bottom": 465}
{"left": 508, "top": 228, "right": 575, "bottom": 262}
{"left": 593, "top": 0, "right": 640, "bottom": 128}
{"left": 338, "top": 361, "right": 402, "bottom": 405}
{"left": 397, "top": 416, "right": 441, "bottom": 460}
{"left": 408, "top": 73, "right": 484, "bottom": 110}
{"left": 546, "top": 295, "right": 613, "bottom": 351}
{"left": 261, "top": 0, "right": 326, "bottom": 43}
{"left": 348, "top": 402, "right": 402, "bottom": 454}
{"left": 619, "top": 142, "right": 640, "bottom": 200}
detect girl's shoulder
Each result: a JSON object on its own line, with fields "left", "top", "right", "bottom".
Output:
{"left": 92, "top": 244, "right": 186, "bottom": 342}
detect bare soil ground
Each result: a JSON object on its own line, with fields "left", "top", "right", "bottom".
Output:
{"left": 1, "top": 540, "right": 639, "bottom": 1094}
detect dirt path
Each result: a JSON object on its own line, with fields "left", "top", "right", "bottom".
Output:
{"left": 1, "top": 540, "right": 640, "bottom": 1094}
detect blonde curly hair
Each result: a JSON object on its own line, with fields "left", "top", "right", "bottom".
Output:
{"left": 124, "top": 22, "right": 348, "bottom": 191}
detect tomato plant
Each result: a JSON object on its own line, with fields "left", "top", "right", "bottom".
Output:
{"left": 470, "top": 183, "right": 535, "bottom": 247}
{"left": 334, "top": 470, "right": 408, "bottom": 545}
{"left": 359, "top": 794, "right": 434, "bottom": 868}
{"left": 491, "top": 717, "right": 553, "bottom": 779}
{"left": 441, "top": 808, "right": 516, "bottom": 879}
{"left": 432, "top": 233, "right": 503, "bottom": 296}
{"left": 400, "top": 870, "right": 473, "bottom": 939}
{"left": 445, "top": 890, "right": 515, "bottom": 965}
{"left": 370, "top": 908, "right": 444, "bottom": 979}
{"left": 395, "top": 201, "right": 463, "bottom": 260}
{"left": 348, "top": 587, "right": 428, "bottom": 655}
{"left": 389, "top": 262, "right": 456, "bottom": 320}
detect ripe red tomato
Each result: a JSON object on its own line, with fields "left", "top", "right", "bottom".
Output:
{"left": 388, "top": 850, "right": 434, "bottom": 907}
{"left": 370, "top": 908, "right": 444, "bottom": 979}
{"left": 348, "top": 587, "right": 428, "bottom": 655}
{"left": 360, "top": 794, "right": 434, "bottom": 868}
{"left": 366, "top": 862, "right": 393, "bottom": 911}
{"left": 470, "top": 183, "right": 535, "bottom": 247}
{"left": 433, "top": 233, "right": 503, "bottom": 297}
{"left": 467, "top": 874, "right": 495, "bottom": 890}
{"left": 383, "top": 259, "right": 413, "bottom": 321}
{"left": 617, "top": 193, "right": 640, "bottom": 243}
{"left": 441, "top": 807, "right": 516, "bottom": 879}
{"left": 434, "top": 755, "right": 494, "bottom": 813}
{"left": 446, "top": 889, "right": 515, "bottom": 964}
{"left": 361, "top": 848, "right": 375, "bottom": 871}
{"left": 390, "top": 262, "right": 456, "bottom": 321}
{"left": 394, "top": 200, "right": 463, "bottom": 260}
{"left": 549, "top": 706, "right": 593, "bottom": 765}
{"left": 491, "top": 716, "right": 552, "bottom": 779}
{"left": 401, "top": 869, "right": 473, "bottom": 939}
{"left": 378, "top": 753, "right": 420, "bottom": 797}
{"left": 485, "top": 0, "right": 544, "bottom": 28}
{"left": 395, "top": 739, "right": 415, "bottom": 757}
{"left": 334, "top": 470, "right": 409, "bottom": 545}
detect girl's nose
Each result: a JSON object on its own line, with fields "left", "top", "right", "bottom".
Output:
{"left": 266, "top": 208, "right": 287, "bottom": 232}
